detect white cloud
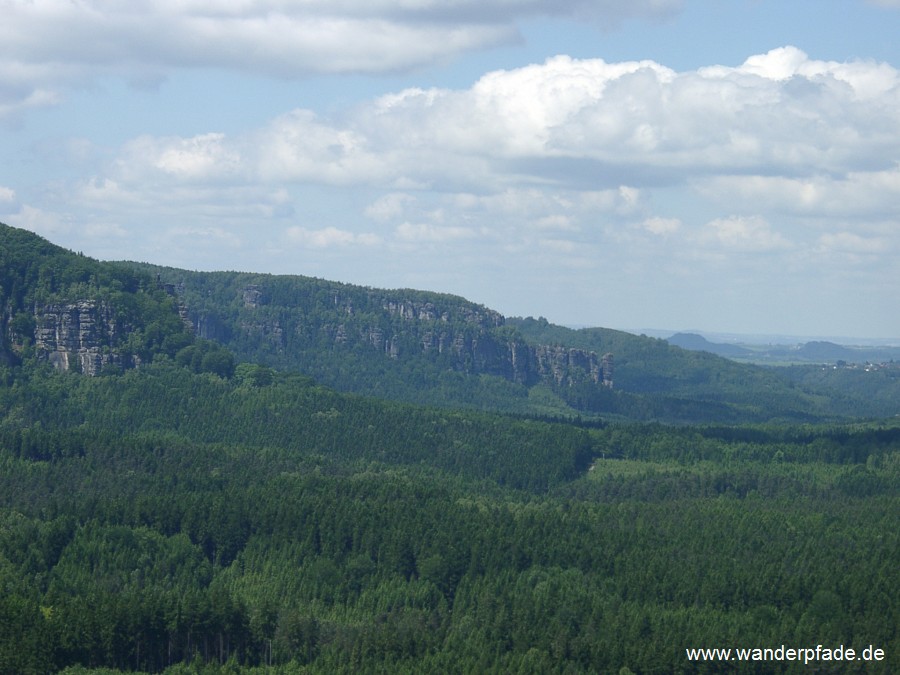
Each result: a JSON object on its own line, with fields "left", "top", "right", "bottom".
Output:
{"left": 162, "top": 225, "right": 243, "bottom": 247}
{"left": 286, "top": 226, "right": 380, "bottom": 248}
{"left": 255, "top": 110, "right": 389, "bottom": 185}
{"left": 395, "top": 222, "right": 475, "bottom": 242}
{"left": 639, "top": 216, "right": 681, "bottom": 235}
{"left": 83, "top": 48, "right": 900, "bottom": 213}
{"left": 6, "top": 204, "right": 73, "bottom": 237}
{"left": 816, "top": 231, "right": 889, "bottom": 256}
{"left": 533, "top": 214, "right": 577, "bottom": 231}
{"left": 365, "top": 193, "right": 417, "bottom": 222}
{"left": 0, "top": 186, "right": 16, "bottom": 203}
{"left": 447, "top": 187, "right": 639, "bottom": 223}
{"left": 154, "top": 133, "right": 242, "bottom": 179}
{"left": 538, "top": 237, "right": 578, "bottom": 253}
{"left": 115, "top": 134, "right": 244, "bottom": 183}
{"left": 700, "top": 216, "right": 792, "bottom": 253}
{"left": 697, "top": 165, "right": 900, "bottom": 218}
{"left": 331, "top": 49, "right": 899, "bottom": 187}
{"left": 0, "top": 87, "right": 61, "bottom": 119}
{"left": 0, "top": 0, "right": 681, "bottom": 118}
{"left": 84, "top": 222, "right": 127, "bottom": 238}
{"left": 80, "top": 178, "right": 144, "bottom": 207}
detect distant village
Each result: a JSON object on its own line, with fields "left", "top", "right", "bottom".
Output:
{"left": 830, "top": 359, "right": 899, "bottom": 373}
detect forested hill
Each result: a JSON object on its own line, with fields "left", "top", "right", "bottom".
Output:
{"left": 131, "top": 261, "right": 898, "bottom": 423}
{"left": 3, "top": 222, "right": 898, "bottom": 422}
{"left": 507, "top": 320, "right": 900, "bottom": 421}
{"left": 1, "top": 337, "right": 898, "bottom": 673}
{"left": 0, "top": 223, "right": 232, "bottom": 378}
{"left": 123, "top": 262, "right": 612, "bottom": 417}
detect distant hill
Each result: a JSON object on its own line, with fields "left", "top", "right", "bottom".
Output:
{"left": 3, "top": 222, "right": 899, "bottom": 422}
{"left": 666, "top": 332, "right": 754, "bottom": 358}
{"left": 122, "top": 262, "right": 614, "bottom": 418}
{"left": 124, "top": 263, "right": 845, "bottom": 422}
{"left": 666, "top": 332, "right": 900, "bottom": 365}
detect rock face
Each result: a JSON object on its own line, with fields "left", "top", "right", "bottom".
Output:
{"left": 379, "top": 298, "right": 608, "bottom": 388}
{"left": 28, "top": 277, "right": 613, "bottom": 393}
{"left": 534, "top": 345, "right": 602, "bottom": 387}
{"left": 229, "top": 284, "right": 611, "bottom": 390}
{"left": 242, "top": 285, "right": 263, "bottom": 309}
{"left": 382, "top": 299, "right": 504, "bottom": 330}
{"left": 34, "top": 300, "right": 127, "bottom": 376}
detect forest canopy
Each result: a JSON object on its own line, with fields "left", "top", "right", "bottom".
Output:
{"left": 0, "top": 222, "right": 897, "bottom": 673}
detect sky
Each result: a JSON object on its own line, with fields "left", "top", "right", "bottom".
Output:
{"left": 1, "top": 0, "right": 899, "bottom": 340}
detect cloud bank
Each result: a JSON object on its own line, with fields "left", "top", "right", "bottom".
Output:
{"left": 0, "top": 0, "right": 680, "bottom": 117}
{"left": 84, "top": 48, "right": 900, "bottom": 209}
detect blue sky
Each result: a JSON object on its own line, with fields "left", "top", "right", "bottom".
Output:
{"left": 2, "top": 0, "right": 899, "bottom": 339}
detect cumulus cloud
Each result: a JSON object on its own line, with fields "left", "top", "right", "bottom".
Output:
{"left": 286, "top": 225, "right": 380, "bottom": 248}
{"left": 91, "top": 47, "right": 900, "bottom": 225}
{"left": 395, "top": 221, "right": 475, "bottom": 242}
{"left": 113, "top": 134, "right": 244, "bottom": 183}
{"left": 294, "top": 49, "right": 898, "bottom": 189}
{"left": 639, "top": 216, "right": 681, "bottom": 235}
{"left": 700, "top": 216, "right": 792, "bottom": 253}
{"left": 255, "top": 111, "right": 389, "bottom": 186}
{"left": 0, "top": 0, "right": 680, "bottom": 118}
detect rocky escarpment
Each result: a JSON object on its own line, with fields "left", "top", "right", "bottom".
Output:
{"left": 33, "top": 300, "right": 130, "bottom": 376}
{"left": 376, "top": 296, "right": 609, "bottom": 388}
{"left": 231, "top": 284, "right": 612, "bottom": 389}
{"left": 381, "top": 298, "right": 504, "bottom": 330}
{"left": 27, "top": 277, "right": 193, "bottom": 376}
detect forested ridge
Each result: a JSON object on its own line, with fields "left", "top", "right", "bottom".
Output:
{"left": 1, "top": 222, "right": 899, "bottom": 673}
{"left": 5, "top": 221, "right": 898, "bottom": 423}
{"left": 508, "top": 317, "right": 900, "bottom": 421}
{"left": 127, "top": 261, "right": 900, "bottom": 423}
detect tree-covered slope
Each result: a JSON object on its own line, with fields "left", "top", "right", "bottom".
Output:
{"left": 131, "top": 262, "right": 895, "bottom": 423}
{"left": 0, "top": 223, "right": 236, "bottom": 379}
{"left": 4, "top": 221, "right": 897, "bottom": 422}
{"left": 0, "top": 223, "right": 217, "bottom": 375}
{"left": 508, "top": 317, "right": 900, "bottom": 420}
{"left": 2, "top": 222, "right": 899, "bottom": 673}
{"left": 123, "top": 262, "right": 609, "bottom": 418}
{"left": 0, "top": 361, "right": 897, "bottom": 673}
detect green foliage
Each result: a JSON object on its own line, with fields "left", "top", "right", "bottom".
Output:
{"left": 2, "top": 222, "right": 899, "bottom": 673}
{"left": 0, "top": 223, "right": 198, "bottom": 374}
{"left": 175, "top": 340, "right": 236, "bottom": 378}
{"left": 234, "top": 364, "right": 274, "bottom": 388}
{"left": 6, "top": 222, "right": 899, "bottom": 422}
{"left": 510, "top": 316, "right": 900, "bottom": 421}
{"left": 0, "top": 363, "right": 897, "bottom": 673}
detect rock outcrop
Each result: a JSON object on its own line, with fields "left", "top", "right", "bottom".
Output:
{"left": 153, "top": 277, "right": 614, "bottom": 393}
{"left": 231, "top": 284, "right": 609, "bottom": 389}
{"left": 34, "top": 300, "right": 128, "bottom": 376}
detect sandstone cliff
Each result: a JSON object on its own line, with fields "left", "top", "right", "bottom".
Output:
{"left": 227, "top": 283, "right": 611, "bottom": 390}
{"left": 33, "top": 300, "right": 129, "bottom": 375}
